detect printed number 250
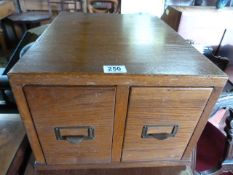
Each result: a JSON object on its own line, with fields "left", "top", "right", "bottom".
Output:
{"left": 108, "top": 66, "right": 121, "bottom": 72}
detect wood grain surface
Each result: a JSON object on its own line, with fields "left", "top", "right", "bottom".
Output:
{"left": 24, "top": 86, "right": 116, "bottom": 165}
{"left": 8, "top": 13, "right": 228, "bottom": 169}
{"left": 10, "top": 13, "right": 225, "bottom": 78}
{"left": 24, "top": 155, "right": 192, "bottom": 175}
{"left": 122, "top": 87, "right": 212, "bottom": 162}
{"left": 182, "top": 87, "right": 225, "bottom": 159}
{"left": 10, "top": 85, "right": 46, "bottom": 163}
{"left": 112, "top": 86, "right": 129, "bottom": 162}
{"left": 35, "top": 166, "right": 192, "bottom": 175}
{"left": 0, "top": 114, "right": 25, "bottom": 175}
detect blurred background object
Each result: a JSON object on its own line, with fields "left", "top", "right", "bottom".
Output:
{"left": 87, "top": 0, "right": 119, "bottom": 13}
{"left": 216, "top": 0, "right": 230, "bottom": 8}
{"left": 121, "top": 0, "right": 164, "bottom": 17}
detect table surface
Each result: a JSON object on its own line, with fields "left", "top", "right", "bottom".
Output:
{"left": 0, "top": 114, "right": 25, "bottom": 175}
{"left": 10, "top": 12, "right": 226, "bottom": 78}
{"left": 7, "top": 11, "right": 51, "bottom": 23}
{"left": 0, "top": 1, "right": 15, "bottom": 20}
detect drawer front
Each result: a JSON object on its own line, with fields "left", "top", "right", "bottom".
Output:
{"left": 122, "top": 87, "right": 212, "bottom": 162}
{"left": 24, "top": 86, "right": 115, "bottom": 164}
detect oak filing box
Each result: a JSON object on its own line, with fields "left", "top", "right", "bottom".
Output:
{"left": 9, "top": 12, "right": 227, "bottom": 170}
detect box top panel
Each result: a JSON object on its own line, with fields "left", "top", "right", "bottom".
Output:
{"left": 10, "top": 12, "right": 226, "bottom": 78}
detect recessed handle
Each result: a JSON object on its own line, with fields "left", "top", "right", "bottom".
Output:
{"left": 141, "top": 125, "right": 178, "bottom": 140}
{"left": 54, "top": 126, "right": 95, "bottom": 144}
{"left": 63, "top": 136, "right": 85, "bottom": 144}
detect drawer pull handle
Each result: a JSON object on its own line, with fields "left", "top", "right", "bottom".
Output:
{"left": 64, "top": 136, "right": 85, "bottom": 144}
{"left": 54, "top": 126, "right": 95, "bottom": 144}
{"left": 141, "top": 125, "right": 178, "bottom": 140}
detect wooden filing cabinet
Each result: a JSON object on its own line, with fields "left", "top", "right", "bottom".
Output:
{"left": 9, "top": 12, "right": 227, "bottom": 171}
{"left": 161, "top": 6, "right": 233, "bottom": 48}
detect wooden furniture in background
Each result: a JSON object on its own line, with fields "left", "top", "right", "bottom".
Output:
{"left": 87, "top": 0, "right": 119, "bottom": 13}
{"left": 0, "top": 114, "right": 29, "bottom": 175}
{"left": 6, "top": 11, "right": 51, "bottom": 30}
{"left": 0, "top": 1, "right": 15, "bottom": 20}
{"left": 161, "top": 6, "right": 233, "bottom": 49}
{"left": 9, "top": 13, "right": 227, "bottom": 173}
{"left": 1, "top": 0, "right": 51, "bottom": 48}
{"left": 18, "top": 0, "right": 85, "bottom": 13}
{"left": 7, "top": 0, "right": 51, "bottom": 29}
{"left": 48, "top": 0, "right": 83, "bottom": 13}
{"left": 0, "top": 1, "right": 15, "bottom": 53}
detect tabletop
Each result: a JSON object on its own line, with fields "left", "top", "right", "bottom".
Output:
{"left": 7, "top": 11, "right": 51, "bottom": 23}
{"left": 10, "top": 12, "right": 226, "bottom": 78}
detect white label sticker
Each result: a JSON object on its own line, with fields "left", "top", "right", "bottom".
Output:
{"left": 103, "top": 65, "right": 127, "bottom": 73}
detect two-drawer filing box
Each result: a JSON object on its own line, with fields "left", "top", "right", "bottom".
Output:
{"left": 9, "top": 13, "right": 227, "bottom": 170}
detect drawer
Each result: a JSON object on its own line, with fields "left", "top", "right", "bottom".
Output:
{"left": 24, "top": 86, "right": 116, "bottom": 164}
{"left": 122, "top": 87, "right": 212, "bottom": 162}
